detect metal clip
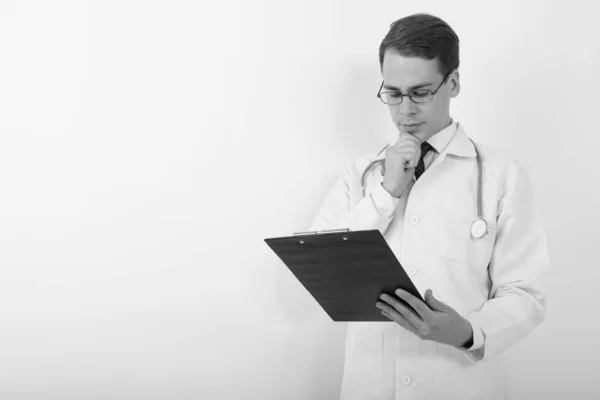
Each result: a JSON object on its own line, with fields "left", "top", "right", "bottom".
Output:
{"left": 292, "top": 228, "right": 351, "bottom": 237}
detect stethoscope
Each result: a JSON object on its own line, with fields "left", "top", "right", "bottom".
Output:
{"left": 360, "top": 139, "right": 489, "bottom": 239}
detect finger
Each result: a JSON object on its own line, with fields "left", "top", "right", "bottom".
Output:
{"left": 390, "top": 144, "right": 418, "bottom": 156}
{"left": 400, "top": 140, "right": 422, "bottom": 154}
{"left": 377, "top": 296, "right": 427, "bottom": 332}
{"left": 389, "top": 141, "right": 419, "bottom": 154}
{"left": 394, "top": 289, "right": 434, "bottom": 321}
{"left": 381, "top": 309, "right": 422, "bottom": 337}
{"left": 397, "top": 133, "right": 421, "bottom": 145}
{"left": 403, "top": 167, "right": 416, "bottom": 178}
{"left": 385, "top": 147, "right": 415, "bottom": 163}
{"left": 398, "top": 151, "right": 420, "bottom": 168}
{"left": 395, "top": 138, "right": 421, "bottom": 151}
{"left": 393, "top": 140, "right": 421, "bottom": 155}
{"left": 395, "top": 142, "right": 421, "bottom": 157}
{"left": 424, "top": 289, "right": 453, "bottom": 312}
{"left": 385, "top": 148, "right": 420, "bottom": 169}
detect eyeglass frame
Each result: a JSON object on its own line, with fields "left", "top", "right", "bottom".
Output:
{"left": 376, "top": 69, "right": 454, "bottom": 105}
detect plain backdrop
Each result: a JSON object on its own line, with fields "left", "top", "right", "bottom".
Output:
{"left": 0, "top": 0, "right": 598, "bottom": 399}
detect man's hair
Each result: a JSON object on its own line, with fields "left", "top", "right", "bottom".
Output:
{"left": 379, "top": 13, "right": 459, "bottom": 77}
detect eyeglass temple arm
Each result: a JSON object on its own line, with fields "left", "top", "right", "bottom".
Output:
{"left": 377, "top": 81, "right": 384, "bottom": 97}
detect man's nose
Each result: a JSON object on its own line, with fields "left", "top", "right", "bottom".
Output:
{"left": 397, "top": 96, "right": 418, "bottom": 115}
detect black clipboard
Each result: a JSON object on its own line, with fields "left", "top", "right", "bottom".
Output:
{"left": 264, "top": 228, "right": 424, "bottom": 322}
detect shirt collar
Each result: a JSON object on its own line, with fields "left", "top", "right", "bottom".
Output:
{"left": 426, "top": 119, "right": 458, "bottom": 154}
{"left": 387, "top": 119, "right": 476, "bottom": 158}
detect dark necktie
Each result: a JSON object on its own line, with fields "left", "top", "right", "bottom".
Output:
{"left": 415, "top": 141, "right": 434, "bottom": 180}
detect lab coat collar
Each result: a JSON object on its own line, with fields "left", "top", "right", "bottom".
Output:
{"left": 445, "top": 121, "right": 477, "bottom": 158}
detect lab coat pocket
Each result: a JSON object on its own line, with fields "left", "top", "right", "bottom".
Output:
{"left": 433, "top": 346, "right": 509, "bottom": 399}
{"left": 340, "top": 326, "right": 383, "bottom": 399}
{"left": 440, "top": 214, "right": 495, "bottom": 268}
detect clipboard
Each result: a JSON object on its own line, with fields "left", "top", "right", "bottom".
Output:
{"left": 264, "top": 228, "right": 424, "bottom": 322}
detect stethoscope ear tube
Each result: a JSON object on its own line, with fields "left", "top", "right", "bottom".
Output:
{"left": 361, "top": 159, "right": 385, "bottom": 196}
{"left": 360, "top": 144, "right": 390, "bottom": 198}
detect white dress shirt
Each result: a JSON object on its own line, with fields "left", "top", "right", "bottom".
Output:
{"left": 308, "top": 120, "right": 549, "bottom": 400}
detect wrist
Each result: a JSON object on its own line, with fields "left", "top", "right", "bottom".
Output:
{"left": 382, "top": 181, "right": 402, "bottom": 198}
{"left": 459, "top": 320, "right": 474, "bottom": 349}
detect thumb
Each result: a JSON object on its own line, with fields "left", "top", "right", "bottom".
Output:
{"left": 425, "top": 289, "right": 451, "bottom": 311}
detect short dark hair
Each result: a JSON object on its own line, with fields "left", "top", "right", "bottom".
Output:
{"left": 379, "top": 13, "right": 459, "bottom": 77}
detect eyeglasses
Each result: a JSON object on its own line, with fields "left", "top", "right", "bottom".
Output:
{"left": 377, "top": 70, "right": 453, "bottom": 105}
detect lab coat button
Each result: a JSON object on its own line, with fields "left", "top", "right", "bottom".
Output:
{"left": 408, "top": 268, "right": 417, "bottom": 276}
{"left": 410, "top": 216, "right": 420, "bottom": 225}
{"left": 402, "top": 375, "right": 412, "bottom": 385}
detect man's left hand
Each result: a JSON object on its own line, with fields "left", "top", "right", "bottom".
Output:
{"left": 376, "top": 289, "right": 473, "bottom": 348}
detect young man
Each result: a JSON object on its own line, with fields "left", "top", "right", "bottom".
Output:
{"left": 308, "top": 13, "right": 549, "bottom": 400}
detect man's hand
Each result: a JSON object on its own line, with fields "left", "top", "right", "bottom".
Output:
{"left": 376, "top": 289, "right": 473, "bottom": 348}
{"left": 381, "top": 133, "right": 421, "bottom": 198}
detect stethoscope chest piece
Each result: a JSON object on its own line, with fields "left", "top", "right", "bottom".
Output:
{"left": 470, "top": 218, "right": 489, "bottom": 239}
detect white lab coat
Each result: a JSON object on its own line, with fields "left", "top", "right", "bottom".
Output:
{"left": 308, "top": 121, "right": 549, "bottom": 400}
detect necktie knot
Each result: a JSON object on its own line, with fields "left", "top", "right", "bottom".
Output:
{"left": 420, "top": 141, "right": 433, "bottom": 155}
{"left": 415, "top": 141, "right": 434, "bottom": 180}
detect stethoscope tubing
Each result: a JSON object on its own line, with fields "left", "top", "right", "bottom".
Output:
{"left": 360, "top": 138, "right": 488, "bottom": 238}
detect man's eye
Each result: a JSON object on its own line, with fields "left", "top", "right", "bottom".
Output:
{"left": 411, "top": 91, "right": 430, "bottom": 98}
{"left": 388, "top": 92, "right": 402, "bottom": 98}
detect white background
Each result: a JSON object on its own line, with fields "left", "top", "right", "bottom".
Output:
{"left": 0, "top": 1, "right": 598, "bottom": 399}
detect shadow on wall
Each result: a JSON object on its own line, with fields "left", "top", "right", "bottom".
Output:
{"left": 332, "top": 57, "right": 393, "bottom": 159}
{"left": 296, "top": 57, "right": 394, "bottom": 233}
{"left": 257, "top": 248, "right": 348, "bottom": 397}
{"left": 264, "top": 59, "right": 392, "bottom": 320}
{"left": 254, "top": 57, "right": 389, "bottom": 396}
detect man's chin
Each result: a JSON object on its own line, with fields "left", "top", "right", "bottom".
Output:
{"left": 398, "top": 126, "right": 427, "bottom": 141}
{"left": 398, "top": 123, "right": 424, "bottom": 133}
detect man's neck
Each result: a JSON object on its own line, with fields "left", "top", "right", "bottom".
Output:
{"left": 423, "top": 117, "right": 453, "bottom": 142}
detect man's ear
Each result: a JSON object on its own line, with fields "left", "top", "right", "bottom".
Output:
{"left": 449, "top": 70, "right": 460, "bottom": 98}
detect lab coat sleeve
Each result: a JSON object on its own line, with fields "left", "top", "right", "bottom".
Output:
{"left": 308, "top": 160, "right": 401, "bottom": 233}
{"left": 463, "top": 160, "right": 549, "bottom": 362}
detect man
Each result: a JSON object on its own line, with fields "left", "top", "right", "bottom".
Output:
{"left": 308, "top": 13, "right": 549, "bottom": 400}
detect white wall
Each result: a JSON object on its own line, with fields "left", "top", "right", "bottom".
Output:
{"left": 0, "top": 0, "right": 598, "bottom": 399}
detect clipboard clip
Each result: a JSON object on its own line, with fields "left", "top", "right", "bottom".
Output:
{"left": 292, "top": 228, "right": 351, "bottom": 237}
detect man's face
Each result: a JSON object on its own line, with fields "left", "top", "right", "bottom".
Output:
{"left": 381, "top": 49, "right": 459, "bottom": 143}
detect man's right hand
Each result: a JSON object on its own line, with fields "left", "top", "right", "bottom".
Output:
{"left": 381, "top": 134, "right": 422, "bottom": 198}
